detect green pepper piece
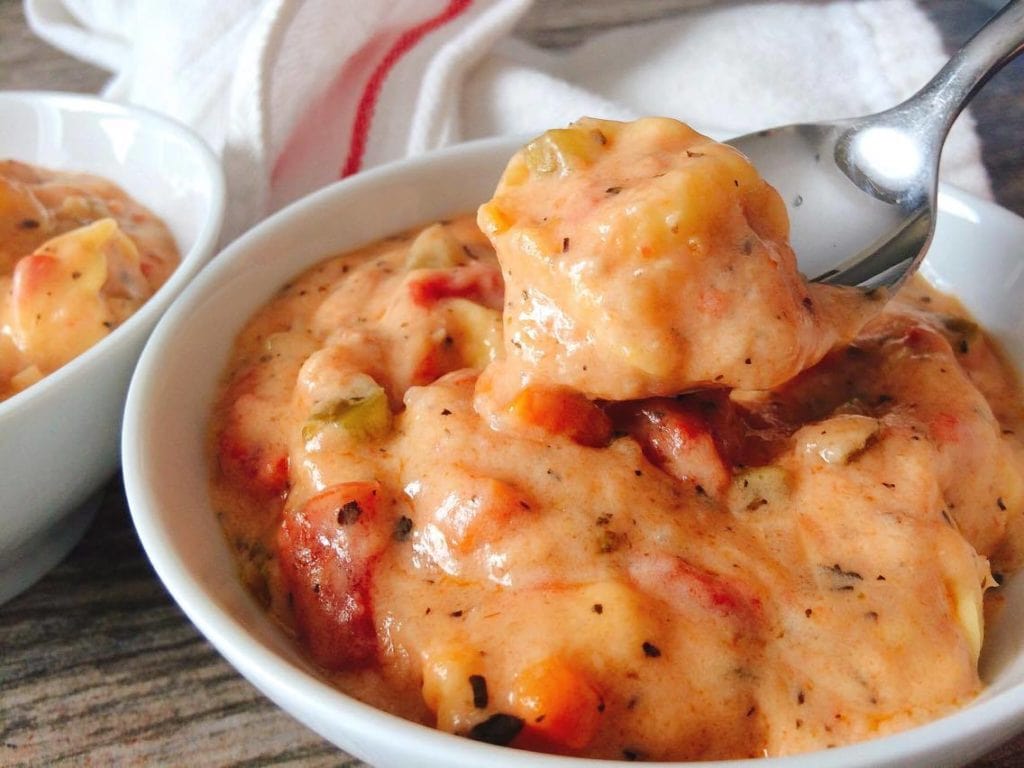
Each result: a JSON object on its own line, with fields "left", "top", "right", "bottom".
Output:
{"left": 302, "top": 385, "right": 391, "bottom": 443}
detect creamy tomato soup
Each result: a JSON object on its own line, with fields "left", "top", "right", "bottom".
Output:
{"left": 209, "top": 118, "right": 1024, "bottom": 760}
{"left": 0, "top": 160, "right": 179, "bottom": 400}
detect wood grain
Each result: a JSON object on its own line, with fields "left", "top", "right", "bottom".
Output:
{"left": 0, "top": 0, "right": 106, "bottom": 93}
{"left": 1, "top": 1, "right": 1022, "bottom": 766}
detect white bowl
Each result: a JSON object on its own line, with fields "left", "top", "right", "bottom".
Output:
{"left": 0, "top": 91, "right": 224, "bottom": 603}
{"left": 123, "top": 136, "right": 1024, "bottom": 768}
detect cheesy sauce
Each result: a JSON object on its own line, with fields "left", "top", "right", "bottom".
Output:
{"left": 0, "top": 160, "right": 179, "bottom": 401}
{"left": 209, "top": 119, "right": 1024, "bottom": 760}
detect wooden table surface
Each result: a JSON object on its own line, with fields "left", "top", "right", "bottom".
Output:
{"left": 2, "top": 1, "right": 1023, "bottom": 766}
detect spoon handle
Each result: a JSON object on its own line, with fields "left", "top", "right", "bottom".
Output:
{"left": 894, "top": 0, "right": 1024, "bottom": 138}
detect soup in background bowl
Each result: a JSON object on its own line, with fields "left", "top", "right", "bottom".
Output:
{"left": 0, "top": 91, "right": 224, "bottom": 603}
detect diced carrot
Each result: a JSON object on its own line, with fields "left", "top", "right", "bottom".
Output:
{"left": 276, "top": 481, "right": 387, "bottom": 670}
{"left": 432, "top": 477, "right": 532, "bottom": 553}
{"left": 508, "top": 386, "right": 611, "bottom": 448}
{"left": 511, "top": 657, "right": 604, "bottom": 751}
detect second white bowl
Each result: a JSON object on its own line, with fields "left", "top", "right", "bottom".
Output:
{"left": 0, "top": 91, "right": 224, "bottom": 603}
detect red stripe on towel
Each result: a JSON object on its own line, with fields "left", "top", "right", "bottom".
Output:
{"left": 341, "top": 0, "right": 473, "bottom": 178}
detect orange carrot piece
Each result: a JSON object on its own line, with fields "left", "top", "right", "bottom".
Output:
{"left": 511, "top": 656, "right": 604, "bottom": 751}
{"left": 508, "top": 386, "right": 611, "bottom": 447}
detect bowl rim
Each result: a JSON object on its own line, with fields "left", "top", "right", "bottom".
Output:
{"left": 0, "top": 89, "right": 225, "bottom": 419}
{"left": 123, "top": 134, "right": 1024, "bottom": 767}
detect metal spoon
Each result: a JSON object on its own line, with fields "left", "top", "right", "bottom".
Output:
{"left": 727, "top": 0, "right": 1024, "bottom": 290}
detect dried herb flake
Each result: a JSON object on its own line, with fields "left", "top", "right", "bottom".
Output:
{"left": 469, "top": 674, "right": 489, "bottom": 709}
{"left": 467, "top": 713, "right": 524, "bottom": 745}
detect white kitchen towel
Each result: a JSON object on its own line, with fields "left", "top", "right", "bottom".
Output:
{"left": 25, "top": 0, "right": 992, "bottom": 240}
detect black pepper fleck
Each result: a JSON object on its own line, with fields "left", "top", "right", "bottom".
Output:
{"left": 337, "top": 501, "right": 362, "bottom": 525}
{"left": 393, "top": 516, "right": 414, "bottom": 541}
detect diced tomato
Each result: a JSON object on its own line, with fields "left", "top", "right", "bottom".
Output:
{"left": 671, "top": 559, "right": 759, "bottom": 615}
{"left": 929, "top": 411, "right": 962, "bottom": 444}
{"left": 216, "top": 367, "right": 293, "bottom": 498}
{"left": 410, "top": 341, "right": 462, "bottom": 387}
{"left": 13, "top": 251, "right": 59, "bottom": 290}
{"left": 612, "top": 397, "right": 731, "bottom": 495}
{"left": 276, "top": 481, "right": 387, "bottom": 670}
{"left": 408, "top": 262, "right": 504, "bottom": 311}
{"left": 508, "top": 386, "right": 611, "bottom": 448}
{"left": 511, "top": 656, "right": 604, "bottom": 751}
{"left": 629, "top": 555, "right": 763, "bottom": 620}
{"left": 696, "top": 287, "right": 729, "bottom": 318}
{"left": 217, "top": 429, "right": 289, "bottom": 497}
{"left": 902, "top": 324, "right": 946, "bottom": 354}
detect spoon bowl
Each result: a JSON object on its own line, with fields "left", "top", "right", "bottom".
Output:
{"left": 729, "top": 0, "right": 1024, "bottom": 289}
